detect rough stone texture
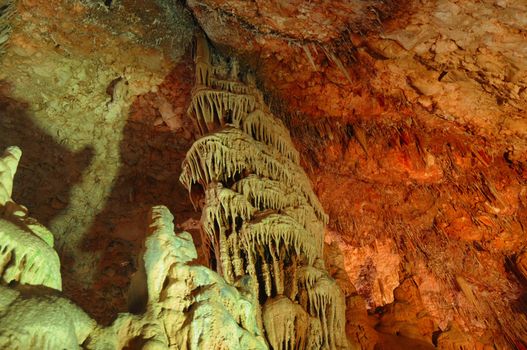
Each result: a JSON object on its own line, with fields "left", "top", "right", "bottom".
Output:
{"left": 189, "top": 0, "right": 527, "bottom": 348}
{"left": 326, "top": 230, "right": 400, "bottom": 308}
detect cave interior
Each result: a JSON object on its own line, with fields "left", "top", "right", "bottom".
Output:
{"left": 1, "top": 0, "right": 527, "bottom": 349}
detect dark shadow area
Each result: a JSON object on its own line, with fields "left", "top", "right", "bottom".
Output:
{"left": 0, "top": 82, "right": 93, "bottom": 228}
{"left": 62, "top": 54, "right": 202, "bottom": 325}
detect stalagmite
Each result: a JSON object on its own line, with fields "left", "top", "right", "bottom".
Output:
{"left": 0, "top": 284, "right": 98, "bottom": 349}
{"left": 263, "top": 296, "right": 310, "bottom": 350}
{"left": 298, "top": 266, "right": 348, "bottom": 350}
{"left": 0, "top": 144, "right": 267, "bottom": 349}
{"left": 180, "top": 34, "right": 348, "bottom": 349}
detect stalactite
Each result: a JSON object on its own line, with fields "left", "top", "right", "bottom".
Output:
{"left": 269, "top": 244, "right": 284, "bottom": 295}
{"left": 233, "top": 175, "right": 328, "bottom": 224}
{"left": 0, "top": 0, "right": 15, "bottom": 57}
{"left": 241, "top": 213, "right": 321, "bottom": 266}
{"left": 302, "top": 44, "right": 317, "bottom": 71}
{"left": 322, "top": 46, "right": 352, "bottom": 84}
{"left": 210, "top": 77, "right": 250, "bottom": 95}
{"left": 201, "top": 183, "right": 256, "bottom": 242}
{"left": 194, "top": 32, "right": 212, "bottom": 86}
{"left": 237, "top": 109, "right": 300, "bottom": 164}
{"left": 187, "top": 88, "right": 256, "bottom": 134}
{"left": 257, "top": 244, "right": 273, "bottom": 297}
{"left": 180, "top": 129, "right": 327, "bottom": 227}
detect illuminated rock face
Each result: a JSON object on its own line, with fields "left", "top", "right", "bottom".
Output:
{"left": 179, "top": 35, "right": 348, "bottom": 349}
{"left": 186, "top": 1, "right": 527, "bottom": 348}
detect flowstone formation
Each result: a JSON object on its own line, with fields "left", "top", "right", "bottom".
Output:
{"left": 179, "top": 34, "right": 348, "bottom": 349}
{"left": 0, "top": 146, "right": 266, "bottom": 349}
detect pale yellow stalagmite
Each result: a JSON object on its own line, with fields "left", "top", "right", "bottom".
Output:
{"left": 90, "top": 205, "right": 267, "bottom": 350}
{"left": 263, "top": 296, "right": 310, "bottom": 350}
{"left": 0, "top": 219, "right": 62, "bottom": 290}
{"left": 0, "top": 284, "right": 98, "bottom": 349}
{"left": 180, "top": 33, "right": 349, "bottom": 349}
{"left": 0, "top": 146, "right": 95, "bottom": 349}
{"left": 298, "top": 265, "right": 348, "bottom": 350}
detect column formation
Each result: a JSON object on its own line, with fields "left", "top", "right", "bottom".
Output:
{"left": 179, "top": 34, "right": 348, "bottom": 349}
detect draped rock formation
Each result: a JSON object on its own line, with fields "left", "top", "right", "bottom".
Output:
{"left": 179, "top": 34, "right": 348, "bottom": 350}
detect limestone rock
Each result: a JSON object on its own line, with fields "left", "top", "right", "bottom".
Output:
{"left": 375, "top": 279, "right": 436, "bottom": 344}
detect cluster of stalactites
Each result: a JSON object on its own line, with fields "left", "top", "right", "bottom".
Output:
{"left": 200, "top": 183, "right": 324, "bottom": 288}
{"left": 179, "top": 127, "right": 326, "bottom": 224}
{"left": 189, "top": 33, "right": 300, "bottom": 165}
{"left": 298, "top": 266, "right": 348, "bottom": 350}
{"left": 180, "top": 33, "right": 347, "bottom": 349}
